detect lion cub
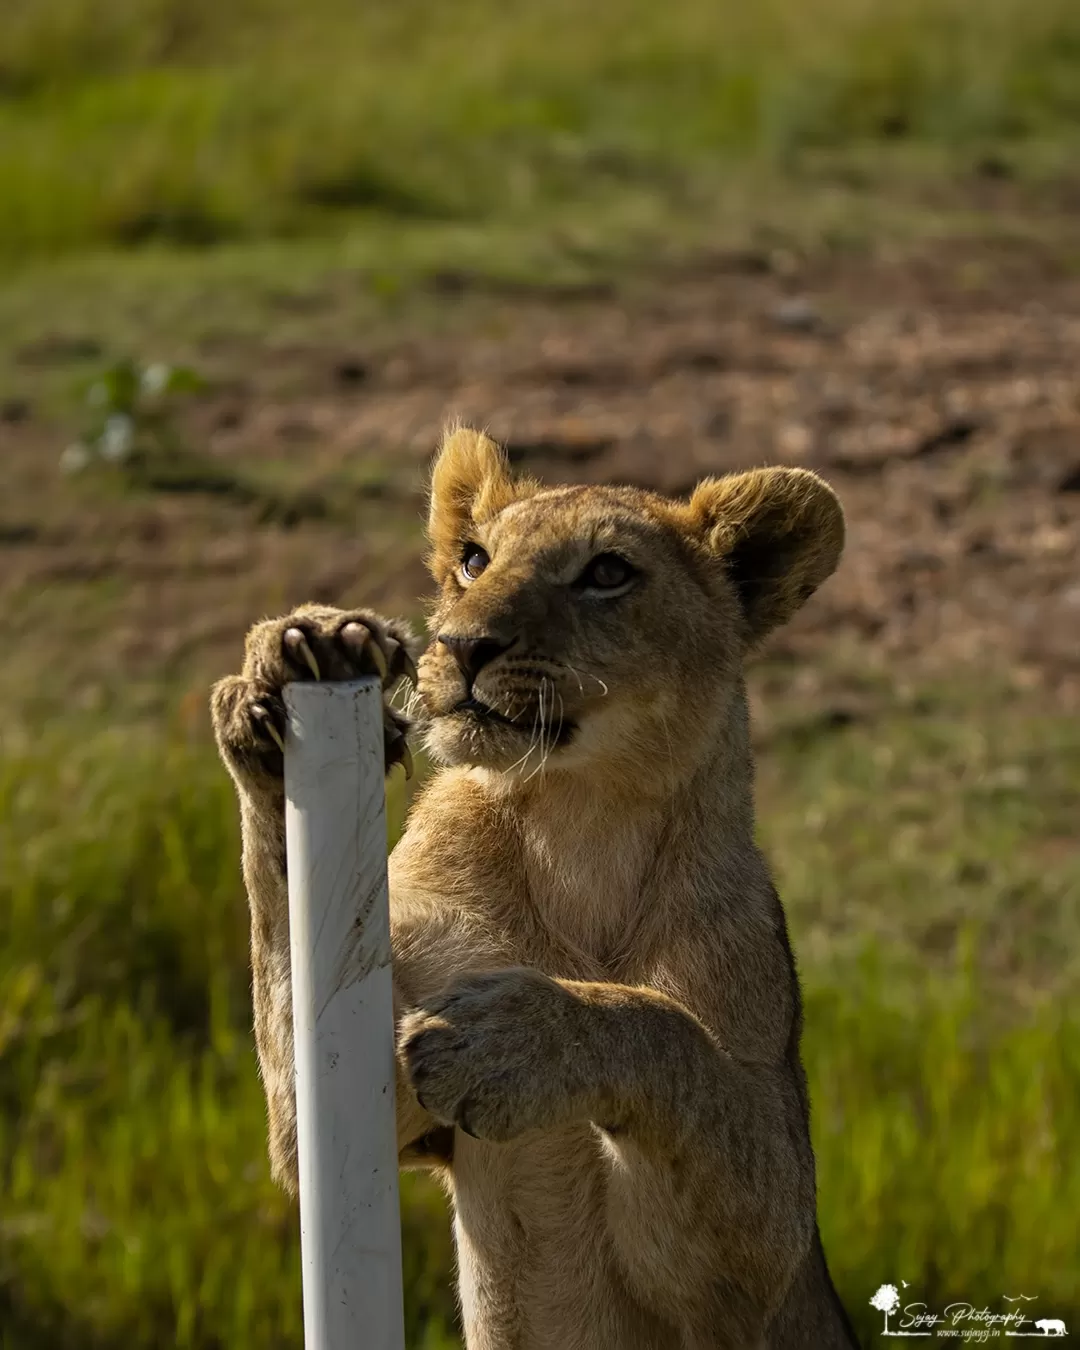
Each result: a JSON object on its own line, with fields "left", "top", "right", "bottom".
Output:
{"left": 212, "top": 427, "right": 859, "bottom": 1349}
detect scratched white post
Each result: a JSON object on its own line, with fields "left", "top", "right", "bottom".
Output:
{"left": 283, "top": 678, "right": 405, "bottom": 1350}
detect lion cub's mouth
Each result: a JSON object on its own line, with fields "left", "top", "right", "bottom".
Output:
{"left": 453, "top": 696, "right": 519, "bottom": 726}
{"left": 450, "top": 695, "right": 578, "bottom": 747}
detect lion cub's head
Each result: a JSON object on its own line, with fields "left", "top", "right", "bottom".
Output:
{"left": 416, "top": 427, "right": 843, "bottom": 782}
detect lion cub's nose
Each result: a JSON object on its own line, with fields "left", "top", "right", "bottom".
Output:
{"left": 437, "top": 633, "right": 513, "bottom": 685}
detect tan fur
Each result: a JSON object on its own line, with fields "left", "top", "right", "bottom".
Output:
{"left": 212, "top": 428, "right": 857, "bottom": 1349}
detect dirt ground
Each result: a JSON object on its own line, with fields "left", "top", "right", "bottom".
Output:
{"left": 3, "top": 235, "right": 1079, "bottom": 719}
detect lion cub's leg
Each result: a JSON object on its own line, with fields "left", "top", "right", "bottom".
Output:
{"left": 401, "top": 970, "right": 817, "bottom": 1345}
{"left": 211, "top": 604, "right": 418, "bottom": 1192}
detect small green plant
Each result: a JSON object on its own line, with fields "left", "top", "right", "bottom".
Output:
{"left": 60, "top": 358, "right": 204, "bottom": 475}
{"left": 58, "top": 356, "right": 346, "bottom": 526}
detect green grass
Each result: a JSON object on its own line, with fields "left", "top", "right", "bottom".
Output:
{"left": 758, "top": 690, "right": 1080, "bottom": 1330}
{"left": 1, "top": 0, "right": 1079, "bottom": 260}
{"left": 1, "top": 686, "right": 1076, "bottom": 1347}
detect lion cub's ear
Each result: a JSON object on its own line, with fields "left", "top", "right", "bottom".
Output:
{"left": 427, "top": 426, "right": 535, "bottom": 581}
{"left": 688, "top": 467, "right": 844, "bottom": 643}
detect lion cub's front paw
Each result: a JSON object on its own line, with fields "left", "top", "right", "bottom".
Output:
{"left": 400, "top": 969, "right": 593, "bottom": 1143}
{"left": 211, "top": 603, "right": 418, "bottom": 789}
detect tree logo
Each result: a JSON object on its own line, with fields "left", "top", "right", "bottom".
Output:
{"left": 871, "top": 1285, "right": 902, "bottom": 1336}
{"left": 870, "top": 1284, "right": 930, "bottom": 1337}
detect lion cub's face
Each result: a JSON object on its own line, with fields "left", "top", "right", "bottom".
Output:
{"left": 417, "top": 430, "right": 844, "bottom": 779}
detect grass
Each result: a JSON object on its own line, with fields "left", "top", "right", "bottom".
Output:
{"left": 1, "top": 685, "right": 1076, "bottom": 1347}
{"left": 758, "top": 689, "right": 1080, "bottom": 1327}
{"left": 1, "top": 0, "right": 1079, "bottom": 261}
{"left": 0, "top": 727, "right": 459, "bottom": 1350}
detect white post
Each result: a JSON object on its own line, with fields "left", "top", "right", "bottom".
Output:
{"left": 283, "top": 678, "right": 405, "bottom": 1350}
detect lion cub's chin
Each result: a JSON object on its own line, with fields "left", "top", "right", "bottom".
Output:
{"left": 423, "top": 705, "right": 579, "bottom": 774}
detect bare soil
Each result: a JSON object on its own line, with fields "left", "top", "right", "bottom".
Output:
{"left": 3, "top": 236, "right": 1079, "bottom": 719}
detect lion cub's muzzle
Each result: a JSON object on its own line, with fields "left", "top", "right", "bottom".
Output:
{"left": 436, "top": 629, "right": 527, "bottom": 726}
{"left": 422, "top": 629, "right": 580, "bottom": 749}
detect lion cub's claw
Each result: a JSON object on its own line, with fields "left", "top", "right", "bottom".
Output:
{"left": 284, "top": 628, "right": 321, "bottom": 681}
{"left": 250, "top": 702, "right": 286, "bottom": 753}
{"left": 399, "top": 648, "right": 419, "bottom": 687}
{"left": 340, "top": 621, "right": 388, "bottom": 681}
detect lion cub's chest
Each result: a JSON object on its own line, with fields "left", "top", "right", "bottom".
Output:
{"left": 451, "top": 1126, "right": 675, "bottom": 1350}
{"left": 519, "top": 818, "right": 660, "bottom": 961}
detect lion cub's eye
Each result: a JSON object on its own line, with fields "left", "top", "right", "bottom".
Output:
{"left": 576, "top": 552, "right": 637, "bottom": 594}
{"left": 460, "top": 544, "right": 490, "bottom": 583}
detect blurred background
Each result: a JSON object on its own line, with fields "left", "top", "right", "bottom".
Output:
{"left": 1, "top": 0, "right": 1079, "bottom": 1345}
